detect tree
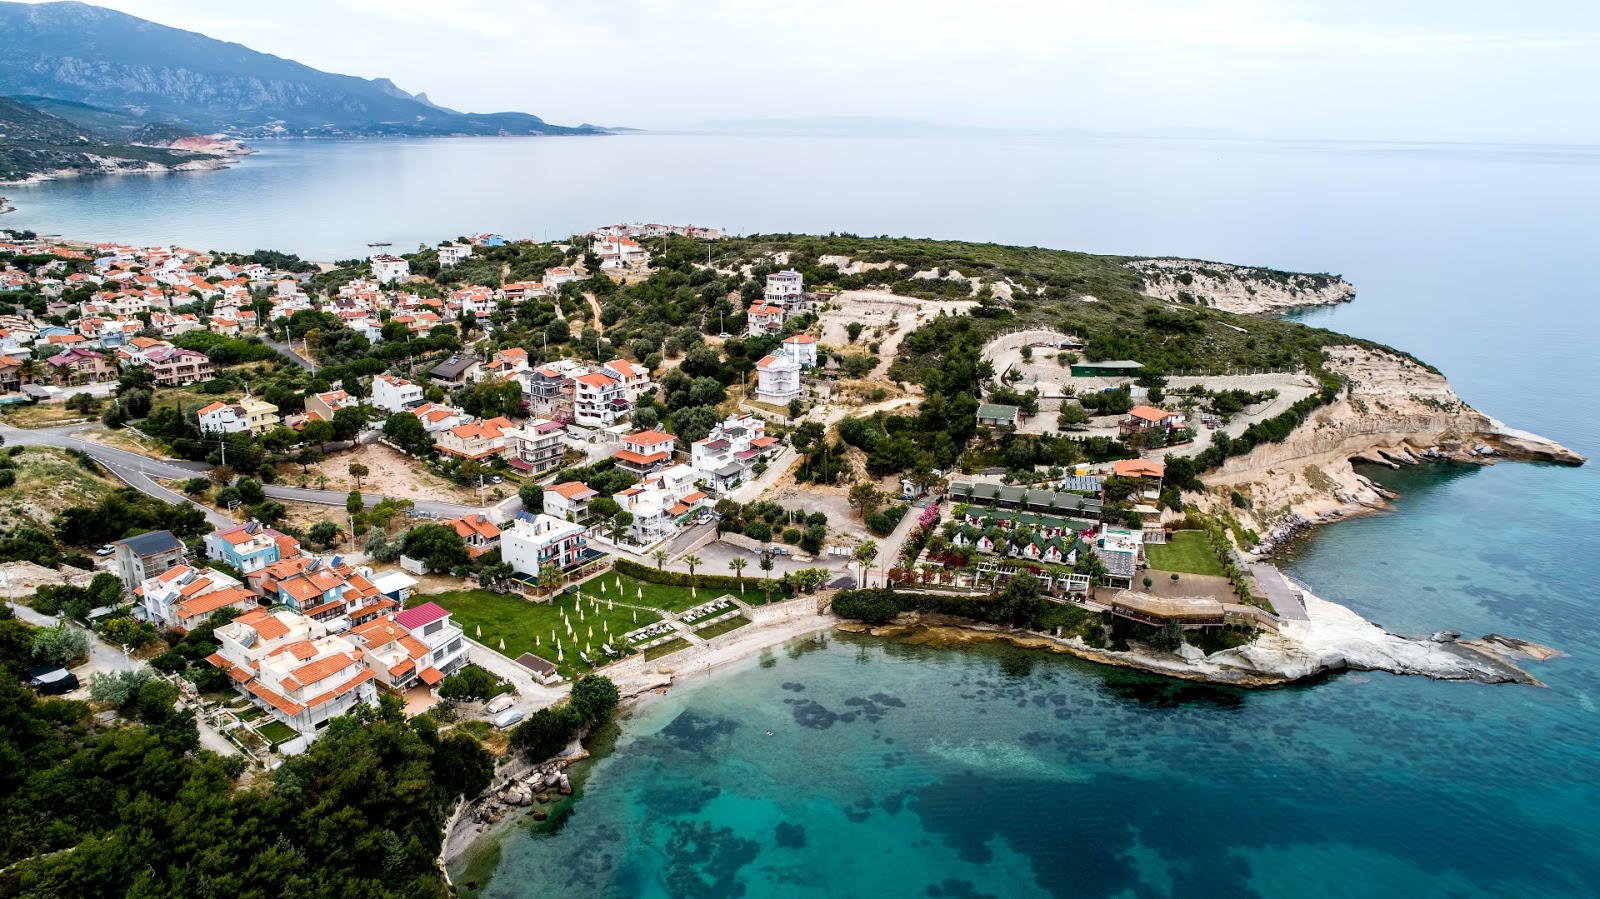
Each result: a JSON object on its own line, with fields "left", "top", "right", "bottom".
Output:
{"left": 182, "top": 477, "right": 211, "bottom": 496}
{"left": 31, "top": 624, "right": 89, "bottom": 665}
{"left": 848, "top": 483, "right": 884, "bottom": 520}
{"left": 88, "top": 667, "right": 157, "bottom": 705}
{"left": 683, "top": 554, "right": 702, "bottom": 582}
{"left": 331, "top": 406, "right": 366, "bottom": 442}
{"left": 301, "top": 418, "right": 334, "bottom": 446}
{"left": 759, "top": 550, "right": 775, "bottom": 599}
{"left": 519, "top": 482, "right": 545, "bottom": 514}
{"left": 607, "top": 510, "right": 634, "bottom": 545}
{"left": 846, "top": 321, "right": 865, "bottom": 342}
{"left": 728, "top": 556, "right": 747, "bottom": 583}
{"left": 652, "top": 549, "right": 668, "bottom": 570}
{"left": 853, "top": 541, "right": 879, "bottom": 588}
{"left": 348, "top": 462, "right": 369, "bottom": 488}
{"left": 511, "top": 706, "right": 578, "bottom": 762}
{"left": 294, "top": 447, "right": 324, "bottom": 473}
{"left": 399, "top": 522, "right": 470, "bottom": 572}
{"left": 383, "top": 411, "right": 433, "bottom": 457}
{"left": 568, "top": 674, "right": 620, "bottom": 726}
{"left": 1057, "top": 404, "right": 1091, "bottom": 430}
{"left": 438, "top": 664, "right": 500, "bottom": 702}
{"left": 788, "top": 398, "right": 803, "bottom": 420}
{"left": 537, "top": 562, "right": 563, "bottom": 595}
{"left": 308, "top": 520, "right": 341, "bottom": 549}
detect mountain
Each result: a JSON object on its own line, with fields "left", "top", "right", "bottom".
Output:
{"left": 0, "top": 1, "right": 604, "bottom": 138}
{"left": 0, "top": 95, "right": 231, "bottom": 183}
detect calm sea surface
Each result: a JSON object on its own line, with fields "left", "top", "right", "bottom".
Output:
{"left": 9, "top": 134, "right": 1600, "bottom": 897}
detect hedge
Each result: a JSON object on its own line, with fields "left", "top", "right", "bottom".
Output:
{"left": 831, "top": 587, "right": 1061, "bottom": 630}
{"left": 613, "top": 558, "right": 791, "bottom": 597}
{"left": 831, "top": 588, "right": 901, "bottom": 623}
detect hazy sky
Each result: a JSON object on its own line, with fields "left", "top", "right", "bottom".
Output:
{"left": 32, "top": 0, "right": 1600, "bottom": 142}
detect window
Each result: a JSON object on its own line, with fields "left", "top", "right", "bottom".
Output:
{"left": 424, "top": 620, "right": 443, "bottom": 636}
{"left": 434, "top": 647, "right": 448, "bottom": 662}
{"left": 447, "top": 638, "right": 462, "bottom": 656}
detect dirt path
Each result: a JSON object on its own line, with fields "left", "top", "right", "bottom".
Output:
{"left": 583, "top": 292, "right": 605, "bottom": 334}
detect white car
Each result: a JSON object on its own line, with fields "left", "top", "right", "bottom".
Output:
{"left": 95, "top": 545, "right": 115, "bottom": 556}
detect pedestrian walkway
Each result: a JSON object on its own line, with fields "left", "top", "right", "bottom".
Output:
{"left": 1250, "top": 563, "right": 1309, "bottom": 620}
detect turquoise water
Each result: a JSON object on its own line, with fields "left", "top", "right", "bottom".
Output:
{"left": 12, "top": 133, "right": 1600, "bottom": 895}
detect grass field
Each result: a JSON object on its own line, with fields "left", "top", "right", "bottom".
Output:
{"left": 255, "top": 720, "right": 298, "bottom": 749}
{"left": 643, "top": 637, "right": 691, "bottom": 660}
{"left": 1144, "top": 531, "right": 1226, "bottom": 577}
{"left": 0, "top": 446, "right": 120, "bottom": 530}
{"left": 583, "top": 572, "right": 739, "bottom": 613}
{"left": 694, "top": 615, "right": 751, "bottom": 641}
{"left": 428, "top": 587, "right": 663, "bottom": 680}
{"left": 0, "top": 402, "right": 98, "bottom": 429}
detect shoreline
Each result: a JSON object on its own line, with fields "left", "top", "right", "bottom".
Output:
{"left": 0, "top": 153, "right": 241, "bottom": 189}
{"left": 440, "top": 609, "right": 835, "bottom": 868}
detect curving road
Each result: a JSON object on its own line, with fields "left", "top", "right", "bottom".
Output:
{"left": 1, "top": 422, "right": 481, "bottom": 525}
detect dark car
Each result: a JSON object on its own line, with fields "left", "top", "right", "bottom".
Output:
{"left": 25, "top": 665, "right": 79, "bottom": 695}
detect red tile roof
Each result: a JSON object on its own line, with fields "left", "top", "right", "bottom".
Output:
{"left": 394, "top": 602, "right": 450, "bottom": 631}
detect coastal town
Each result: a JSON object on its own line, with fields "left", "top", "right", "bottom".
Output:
{"left": 0, "top": 219, "right": 1579, "bottom": 874}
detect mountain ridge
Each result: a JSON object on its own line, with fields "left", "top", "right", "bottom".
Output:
{"left": 0, "top": 1, "right": 604, "bottom": 138}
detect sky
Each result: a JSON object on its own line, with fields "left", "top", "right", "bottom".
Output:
{"left": 24, "top": 0, "right": 1600, "bottom": 143}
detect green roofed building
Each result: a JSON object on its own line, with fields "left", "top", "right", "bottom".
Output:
{"left": 1070, "top": 359, "right": 1144, "bottom": 378}
{"left": 976, "top": 403, "right": 1020, "bottom": 427}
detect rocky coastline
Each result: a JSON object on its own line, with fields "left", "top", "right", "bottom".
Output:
{"left": 0, "top": 152, "right": 241, "bottom": 188}
{"left": 837, "top": 585, "right": 1558, "bottom": 688}
{"left": 1129, "top": 257, "right": 1357, "bottom": 314}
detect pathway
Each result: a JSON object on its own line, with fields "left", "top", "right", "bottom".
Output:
{"left": 1249, "top": 563, "right": 1309, "bottom": 620}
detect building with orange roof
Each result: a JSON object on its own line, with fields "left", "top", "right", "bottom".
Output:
{"left": 306, "top": 389, "right": 355, "bottom": 422}
{"left": 1121, "top": 405, "right": 1183, "bottom": 433}
{"left": 204, "top": 519, "right": 300, "bottom": 575}
{"left": 573, "top": 370, "right": 629, "bottom": 427}
{"left": 754, "top": 351, "right": 801, "bottom": 403}
{"left": 612, "top": 428, "right": 676, "bottom": 476}
{"left": 543, "top": 480, "right": 598, "bottom": 523}
{"left": 434, "top": 416, "right": 513, "bottom": 460}
{"left": 136, "top": 564, "right": 250, "bottom": 630}
{"left": 209, "top": 608, "right": 378, "bottom": 739}
{"left": 449, "top": 513, "right": 502, "bottom": 558}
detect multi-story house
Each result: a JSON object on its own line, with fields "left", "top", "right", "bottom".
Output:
{"left": 197, "top": 397, "right": 280, "bottom": 436}
{"left": 371, "top": 374, "right": 424, "bottom": 414}
{"left": 501, "top": 514, "right": 599, "bottom": 583}
{"left": 208, "top": 609, "right": 378, "bottom": 739}
{"left": 524, "top": 366, "right": 572, "bottom": 419}
{"left": 437, "top": 242, "right": 473, "bottom": 267}
{"left": 765, "top": 269, "right": 804, "bottom": 304}
{"left": 755, "top": 351, "right": 802, "bottom": 403}
{"left": 144, "top": 347, "right": 214, "bottom": 386}
{"left": 136, "top": 564, "right": 256, "bottom": 632}
{"left": 344, "top": 614, "right": 437, "bottom": 693}
{"left": 779, "top": 334, "right": 818, "bottom": 367}
{"left": 409, "top": 402, "right": 466, "bottom": 435}
{"left": 573, "top": 371, "right": 630, "bottom": 427}
{"left": 306, "top": 389, "right": 356, "bottom": 423}
{"left": 370, "top": 254, "right": 410, "bottom": 285}
{"left": 46, "top": 347, "right": 115, "bottom": 385}
{"left": 602, "top": 359, "right": 652, "bottom": 398}
{"left": 393, "top": 602, "right": 468, "bottom": 684}
{"left": 746, "top": 304, "right": 786, "bottom": 337}
{"left": 260, "top": 556, "right": 391, "bottom": 626}
{"left": 691, "top": 414, "right": 780, "bottom": 493}
{"left": 613, "top": 464, "right": 709, "bottom": 546}
{"left": 112, "top": 530, "right": 186, "bottom": 591}
{"left": 543, "top": 481, "right": 597, "bottom": 524}
{"left": 591, "top": 235, "right": 649, "bottom": 269}
{"left": 503, "top": 417, "right": 566, "bottom": 474}
{"left": 542, "top": 266, "right": 582, "bottom": 292}
{"left": 429, "top": 354, "right": 481, "bottom": 389}
{"left": 448, "top": 514, "right": 502, "bottom": 558}
{"left": 433, "top": 416, "right": 512, "bottom": 461}
{"left": 204, "top": 520, "right": 300, "bottom": 577}
{"left": 612, "top": 429, "right": 677, "bottom": 477}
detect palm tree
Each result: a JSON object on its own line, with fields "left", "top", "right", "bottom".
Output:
{"left": 853, "top": 540, "right": 878, "bottom": 589}
{"left": 683, "top": 554, "right": 702, "bottom": 584}
{"left": 537, "top": 562, "right": 562, "bottom": 596}
{"left": 728, "top": 556, "right": 747, "bottom": 583}
{"left": 651, "top": 549, "right": 668, "bottom": 570}
{"left": 759, "top": 550, "right": 775, "bottom": 602}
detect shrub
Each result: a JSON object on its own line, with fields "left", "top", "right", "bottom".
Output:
{"left": 438, "top": 664, "right": 500, "bottom": 702}
{"left": 831, "top": 589, "right": 902, "bottom": 624}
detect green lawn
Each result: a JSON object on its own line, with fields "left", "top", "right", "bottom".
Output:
{"left": 694, "top": 615, "right": 751, "bottom": 641}
{"left": 643, "top": 637, "right": 691, "bottom": 661}
{"left": 255, "top": 720, "right": 298, "bottom": 748}
{"left": 429, "top": 587, "right": 662, "bottom": 681}
{"left": 1144, "top": 531, "right": 1226, "bottom": 577}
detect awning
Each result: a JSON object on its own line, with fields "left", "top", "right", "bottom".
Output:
{"left": 418, "top": 666, "right": 445, "bottom": 685}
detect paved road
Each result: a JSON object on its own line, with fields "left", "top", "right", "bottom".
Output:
{"left": 2, "top": 422, "right": 478, "bottom": 522}
{"left": 261, "top": 336, "right": 317, "bottom": 372}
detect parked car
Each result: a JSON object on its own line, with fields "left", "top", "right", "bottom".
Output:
{"left": 486, "top": 695, "right": 514, "bottom": 715}
{"left": 489, "top": 475, "right": 503, "bottom": 484}
{"left": 494, "top": 709, "right": 525, "bottom": 729}
{"left": 769, "top": 546, "right": 790, "bottom": 555}
{"left": 26, "top": 665, "right": 79, "bottom": 696}
{"left": 95, "top": 545, "right": 114, "bottom": 556}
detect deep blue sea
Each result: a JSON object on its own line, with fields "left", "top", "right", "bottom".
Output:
{"left": 8, "top": 133, "right": 1599, "bottom": 897}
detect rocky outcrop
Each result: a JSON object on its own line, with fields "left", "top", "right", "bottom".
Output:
{"left": 839, "top": 583, "right": 1555, "bottom": 687}
{"left": 1196, "top": 346, "right": 1584, "bottom": 532}
{"left": 1129, "top": 258, "right": 1356, "bottom": 314}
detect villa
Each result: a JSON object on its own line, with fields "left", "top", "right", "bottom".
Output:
{"left": 208, "top": 608, "right": 378, "bottom": 740}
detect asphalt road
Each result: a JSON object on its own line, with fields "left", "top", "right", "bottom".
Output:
{"left": 1, "top": 422, "right": 479, "bottom": 524}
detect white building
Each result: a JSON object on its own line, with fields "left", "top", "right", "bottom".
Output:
{"left": 591, "top": 235, "right": 649, "bottom": 269}
{"left": 542, "top": 266, "right": 583, "bottom": 292}
{"left": 437, "top": 243, "right": 473, "bottom": 267}
{"left": 371, "top": 374, "right": 424, "bottom": 414}
{"left": 612, "top": 464, "right": 708, "bottom": 546}
{"left": 136, "top": 564, "right": 255, "bottom": 632}
{"left": 573, "top": 371, "right": 630, "bottom": 427}
{"left": 691, "top": 414, "right": 781, "bottom": 493}
{"left": 501, "top": 514, "right": 596, "bottom": 580}
{"left": 503, "top": 418, "right": 566, "bottom": 475}
{"left": 208, "top": 609, "right": 378, "bottom": 739}
{"left": 779, "top": 334, "right": 818, "bottom": 367}
{"left": 765, "top": 269, "right": 804, "bottom": 303}
{"left": 755, "top": 352, "right": 801, "bottom": 403}
{"left": 601, "top": 359, "right": 652, "bottom": 399}
{"left": 370, "top": 254, "right": 410, "bottom": 285}
{"left": 543, "top": 481, "right": 598, "bottom": 524}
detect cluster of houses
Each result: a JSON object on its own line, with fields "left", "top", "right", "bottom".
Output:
{"left": 109, "top": 518, "right": 491, "bottom": 743}
{"left": 945, "top": 458, "right": 1168, "bottom": 589}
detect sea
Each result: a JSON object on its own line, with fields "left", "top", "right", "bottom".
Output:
{"left": 8, "top": 133, "right": 1600, "bottom": 897}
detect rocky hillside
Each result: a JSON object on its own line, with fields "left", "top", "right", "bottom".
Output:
{"left": 0, "top": 1, "right": 605, "bottom": 137}
{"left": 1194, "top": 346, "right": 1584, "bottom": 530}
{"left": 0, "top": 95, "right": 228, "bottom": 183}
{"left": 1129, "top": 258, "right": 1356, "bottom": 314}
